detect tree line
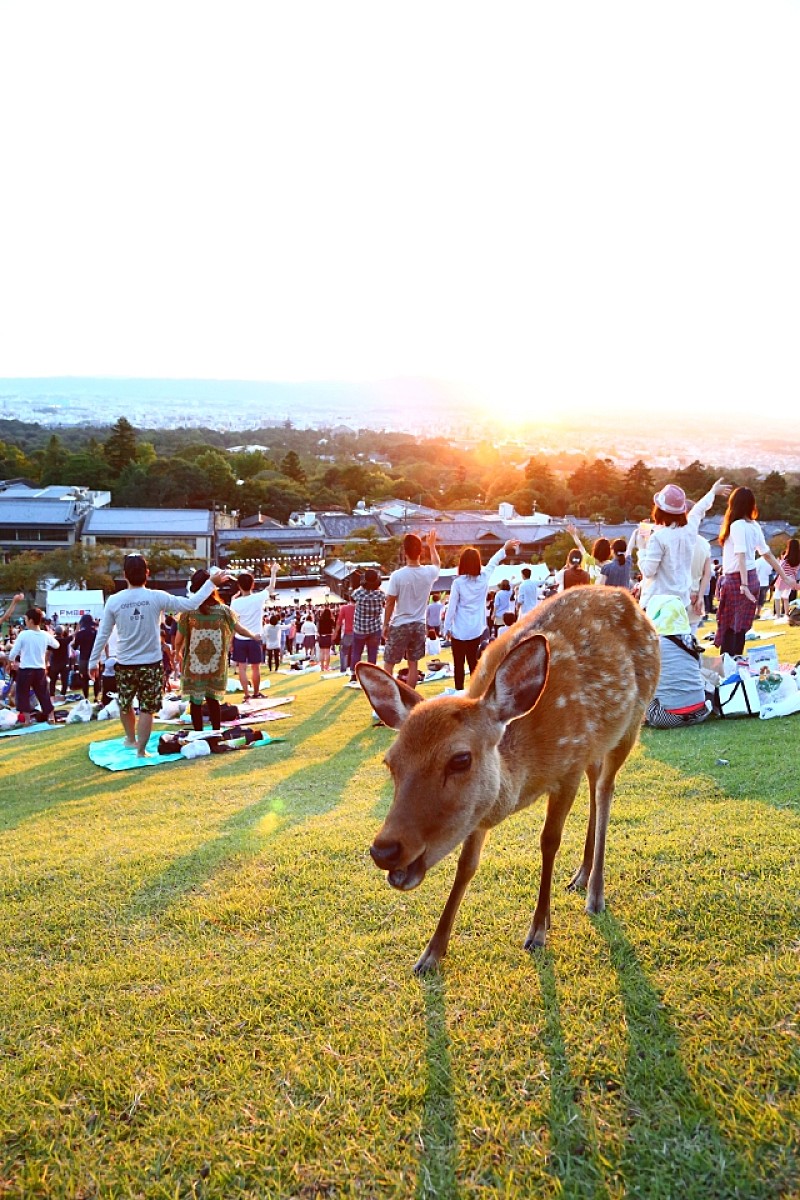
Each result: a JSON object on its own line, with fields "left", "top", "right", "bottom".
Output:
{"left": 2, "top": 416, "right": 799, "bottom": 526}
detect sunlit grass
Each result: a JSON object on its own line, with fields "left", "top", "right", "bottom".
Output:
{"left": 0, "top": 622, "right": 798, "bottom": 1198}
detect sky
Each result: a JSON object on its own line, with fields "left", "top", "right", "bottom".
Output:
{"left": 1, "top": 1, "right": 799, "bottom": 426}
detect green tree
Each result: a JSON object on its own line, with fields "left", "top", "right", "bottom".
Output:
{"left": 621, "top": 460, "right": 655, "bottom": 516}
{"left": 104, "top": 418, "right": 138, "bottom": 476}
{"left": 280, "top": 450, "right": 306, "bottom": 483}
{"left": 62, "top": 450, "right": 112, "bottom": 491}
{"left": 40, "top": 434, "right": 69, "bottom": 485}
{"left": 673, "top": 460, "right": 716, "bottom": 498}
{"left": 0, "top": 551, "right": 47, "bottom": 598}
{"left": 759, "top": 471, "right": 787, "bottom": 520}
{"left": 196, "top": 450, "right": 237, "bottom": 505}
{"left": 41, "top": 546, "right": 113, "bottom": 590}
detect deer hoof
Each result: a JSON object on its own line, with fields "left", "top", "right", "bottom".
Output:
{"left": 523, "top": 929, "right": 547, "bottom": 951}
{"left": 585, "top": 893, "right": 605, "bottom": 916}
{"left": 413, "top": 944, "right": 443, "bottom": 975}
{"left": 566, "top": 866, "right": 589, "bottom": 892}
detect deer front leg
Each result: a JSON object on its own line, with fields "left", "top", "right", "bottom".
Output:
{"left": 413, "top": 829, "right": 488, "bottom": 974}
{"left": 524, "top": 784, "right": 578, "bottom": 951}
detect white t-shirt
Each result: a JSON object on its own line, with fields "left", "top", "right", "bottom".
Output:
{"left": 754, "top": 556, "right": 773, "bottom": 587}
{"left": 10, "top": 628, "right": 59, "bottom": 669}
{"left": 721, "top": 519, "right": 769, "bottom": 573}
{"left": 231, "top": 591, "right": 266, "bottom": 640}
{"left": 689, "top": 536, "right": 711, "bottom": 591}
{"left": 516, "top": 578, "right": 540, "bottom": 615}
{"left": 385, "top": 564, "right": 440, "bottom": 627}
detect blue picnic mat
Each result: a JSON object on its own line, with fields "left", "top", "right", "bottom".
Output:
{"left": 0, "top": 720, "right": 63, "bottom": 739}
{"left": 89, "top": 731, "right": 284, "bottom": 771}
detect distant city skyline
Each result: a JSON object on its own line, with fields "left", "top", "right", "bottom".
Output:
{"left": 1, "top": 376, "right": 799, "bottom": 475}
{"left": 1, "top": 3, "right": 799, "bottom": 427}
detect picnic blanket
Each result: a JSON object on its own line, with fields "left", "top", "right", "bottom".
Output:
{"left": 0, "top": 719, "right": 64, "bottom": 739}
{"left": 89, "top": 730, "right": 285, "bottom": 771}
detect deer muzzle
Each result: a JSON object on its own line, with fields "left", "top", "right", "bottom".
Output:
{"left": 370, "top": 839, "right": 428, "bottom": 891}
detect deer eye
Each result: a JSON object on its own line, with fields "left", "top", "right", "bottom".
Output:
{"left": 447, "top": 751, "right": 472, "bottom": 773}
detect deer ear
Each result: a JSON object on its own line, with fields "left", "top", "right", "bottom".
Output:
{"left": 355, "top": 663, "right": 424, "bottom": 729}
{"left": 481, "top": 633, "right": 550, "bottom": 725}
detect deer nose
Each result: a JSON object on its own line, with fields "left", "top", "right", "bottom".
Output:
{"left": 370, "top": 840, "right": 402, "bottom": 869}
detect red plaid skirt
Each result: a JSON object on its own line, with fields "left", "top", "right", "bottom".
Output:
{"left": 714, "top": 569, "right": 758, "bottom": 647}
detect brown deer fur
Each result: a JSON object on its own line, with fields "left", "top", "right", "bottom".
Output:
{"left": 357, "top": 587, "right": 660, "bottom": 972}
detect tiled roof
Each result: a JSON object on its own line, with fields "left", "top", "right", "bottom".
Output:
{"left": 84, "top": 508, "right": 213, "bottom": 535}
{"left": 316, "top": 513, "right": 392, "bottom": 539}
{"left": 218, "top": 527, "right": 323, "bottom": 545}
{"left": 0, "top": 499, "right": 79, "bottom": 525}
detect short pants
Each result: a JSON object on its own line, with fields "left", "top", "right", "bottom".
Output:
{"left": 115, "top": 661, "right": 164, "bottom": 714}
{"left": 231, "top": 637, "right": 263, "bottom": 665}
{"left": 384, "top": 621, "right": 426, "bottom": 667}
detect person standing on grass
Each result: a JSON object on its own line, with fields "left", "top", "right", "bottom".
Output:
{"left": 230, "top": 572, "right": 267, "bottom": 700}
{"left": 638, "top": 478, "right": 730, "bottom": 611}
{"left": 515, "top": 568, "right": 541, "bottom": 617}
{"left": 773, "top": 538, "right": 800, "bottom": 621}
{"left": 9, "top": 607, "right": 59, "bottom": 724}
{"left": 333, "top": 597, "right": 355, "bottom": 674}
{"left": 444, "top": 538, "right": 519, "bottom": 691}
{"left": 714, "top": 489, "right": 796, "bottom": 656}
{"left": 382, "top": 530, "right": 440, "bottom": 689}
{"left": 317, "top": 602, "right": 335, "bottom": 672}
{"left": 175, "top": 570, "right": 262, "bottom": 731}
{"left": 350, "top": 569, "right": 384, "bottom": 675}
{"left": 88, "top": 554, "right": 224, "bottom": 757}
{"left": 262, "top": 612, "right": 283, "bottom": 672}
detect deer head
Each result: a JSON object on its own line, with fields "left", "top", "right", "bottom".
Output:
{"left": 356, "top": 632, "right": 550, "bottom": 891}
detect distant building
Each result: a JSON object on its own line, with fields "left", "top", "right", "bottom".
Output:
{"left": 82, "top": 508, "right": 214, "bottom": 561}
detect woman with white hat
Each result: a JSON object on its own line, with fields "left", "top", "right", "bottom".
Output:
{"left": 638, "top": 478, "right": 730, "bottom": 610}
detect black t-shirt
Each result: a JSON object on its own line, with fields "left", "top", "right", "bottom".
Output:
{"left": 72, "top": 627, "right": 97, "bottom": 658}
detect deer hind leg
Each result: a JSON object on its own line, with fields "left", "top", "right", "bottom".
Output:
{"left": 585, "top": 720, "right": 639, "bottom": 916}
{"left": 413, "top": 828, "right": 488, "bottom": 975}
{"left": 566, "top": 759, "right": 602, "bottom": 893}
{"left": 524, "top": 778, "right": 581, "bottom": 951}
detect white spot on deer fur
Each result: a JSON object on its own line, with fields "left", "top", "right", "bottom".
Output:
{"left": 555, "top": 695, "right": 568, "bottom": 708}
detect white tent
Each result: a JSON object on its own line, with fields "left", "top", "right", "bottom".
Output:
{"left": 45, "top": 590, "right": 105, "bottom": 622}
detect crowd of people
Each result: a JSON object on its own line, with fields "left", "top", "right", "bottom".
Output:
{"left": 1, "top": 481, "right": 797, "bottom": 742}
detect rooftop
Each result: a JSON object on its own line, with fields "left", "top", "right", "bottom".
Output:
{"left": 83, "top": 508, "right": 214, "bottom": 535}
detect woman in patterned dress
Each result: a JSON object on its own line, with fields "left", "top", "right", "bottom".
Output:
{"left": 174, "top": 570, "right": 261, "bottom": 731}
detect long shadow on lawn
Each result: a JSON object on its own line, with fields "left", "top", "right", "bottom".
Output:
{"left": 0, "top": 691, "right": 360, "bottom": 833}
{"left": 596, "top": 911, "right": 768, "bottom": 1200}
{"left": 125, "top": 719, "right": 376, "bottom": 920}
{"left": 416, "top": 973, "right": 460, "bottom": 1200}
{"left": 534, "top": 953, "right": 610, "bottom": 1199}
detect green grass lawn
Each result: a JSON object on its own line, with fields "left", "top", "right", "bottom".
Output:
{"left": 1, "top": 619, "right": 799, "bottom": 1199}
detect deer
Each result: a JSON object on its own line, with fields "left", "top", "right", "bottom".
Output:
{"left": 356, "top": 586, "right": 660, "bottom": 973}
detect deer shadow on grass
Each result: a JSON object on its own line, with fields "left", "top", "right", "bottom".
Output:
{"left": 588, "top": 911, "right": 768, "bottom": 1199}
{"left": 415, "top": 973, "right": 460, "bottom": 1200}
{"left": 533, "top": 952, "right": 611, "bottom": 1199}
{"left": 125, "top": 715, "right": 375, "bottom": 920}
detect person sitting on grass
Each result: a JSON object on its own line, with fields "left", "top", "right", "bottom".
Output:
{"left": 174, "top": 570, "right": 261, "bottom": 732}
{"left": 8, "top": 607, "right": 60, "bottom": 725}
{"left": 88, "top": 554, "right": 228, "bottom": 757}
{"left": 644, "top": 595, "right": 721, "bottom": 729}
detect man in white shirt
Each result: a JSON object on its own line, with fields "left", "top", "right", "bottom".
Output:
{"left": 515, "top": 569, "right": 541, "bottom": 618}
{"left": 89, "top": 554, "right": 222, "bottom": 756}
{"left": 382, "top": 531, "right": 440, "bottom": 689}
{"left": 230, "top": 572, "right": 267, "bottom": 699}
